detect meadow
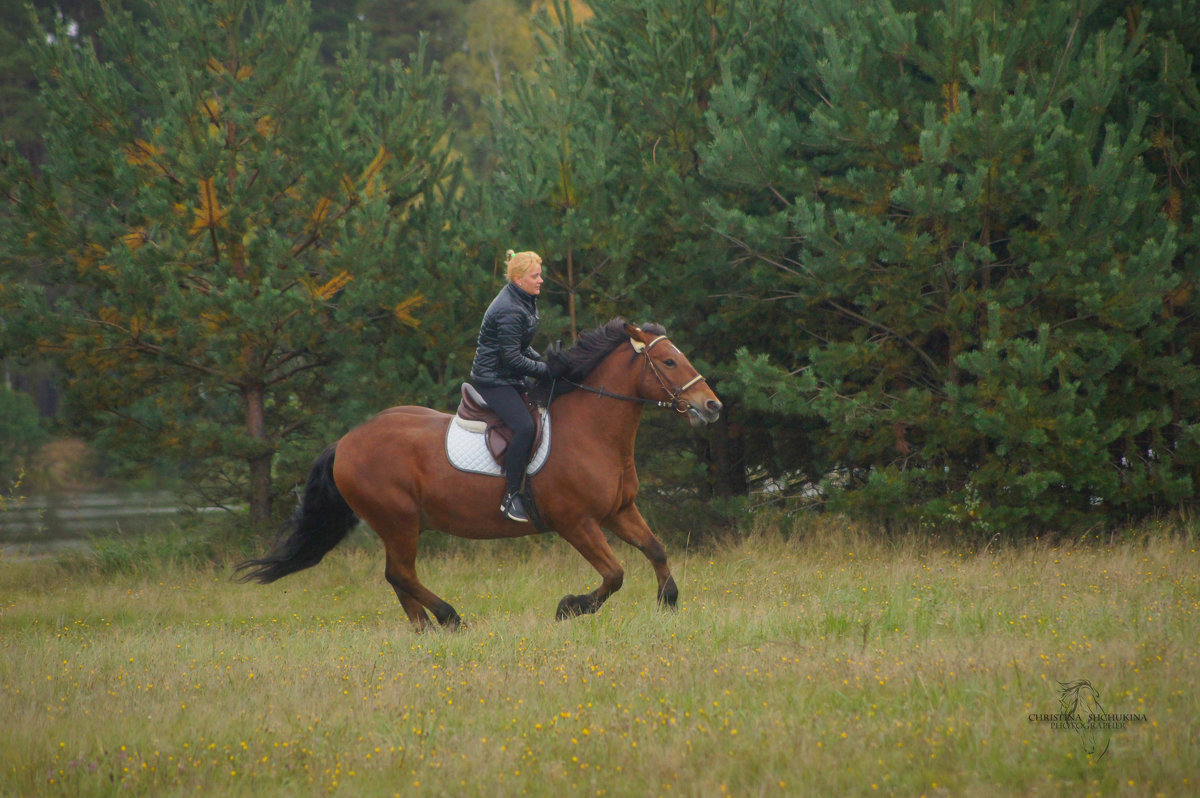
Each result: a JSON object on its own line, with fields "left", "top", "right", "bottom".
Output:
{"left": 1, "top": 518, "right": 1197, "bottom": 797}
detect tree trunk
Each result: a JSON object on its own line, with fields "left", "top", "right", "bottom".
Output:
{"left": 567, "top": 250, "right": 578, "bottom": 343}
{"left": 243, "top": 382, "right": 272, "bottom": 526}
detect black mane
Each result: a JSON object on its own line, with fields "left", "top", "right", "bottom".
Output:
{"left": 532, "top": 318, "right": 666, "bottom": 402}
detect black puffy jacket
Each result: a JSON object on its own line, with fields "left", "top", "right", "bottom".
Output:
{"left": 469, "top": 282, "right": 548, "bottom": 387}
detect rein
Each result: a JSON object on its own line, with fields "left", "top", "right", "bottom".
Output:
{"left": 560, "top": 335, "right": 707, "bottom": 414}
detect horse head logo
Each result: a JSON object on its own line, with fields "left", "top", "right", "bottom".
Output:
{"left": 1058, "top": 679, "right": 1110, "bottom": 759}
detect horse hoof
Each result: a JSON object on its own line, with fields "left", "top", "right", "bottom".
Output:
{"left": 556, "top": 594, "right": 592, "bottom": 620}
{"left": 431, "top": 602, "right": 462, "bottom": 630}
{"left": 556, "top": 595, "right": 579, "bottom": 620}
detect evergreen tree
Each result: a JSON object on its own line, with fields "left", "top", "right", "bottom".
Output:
{"left": 495, "top": 0, "right": 796, "bottom": 511}
{"left": 477, "top": 1, "right": 649, "bottom": 343}
{"left": 707, "top": 0, "right": 1193, "bottom": 529}
{"left": 0, "top": 0, "right": 459, "bottom": 526}
{"left": 484, "top": 0, "right": 1200, "bottom": 531}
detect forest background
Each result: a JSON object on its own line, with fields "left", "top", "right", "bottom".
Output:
{"left": 1, "top": 0, "right": 1198, "bottom": 539}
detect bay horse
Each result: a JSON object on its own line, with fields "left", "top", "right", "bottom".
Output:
{"left": 236, "top": 319, "right": 722, "bottom": 630}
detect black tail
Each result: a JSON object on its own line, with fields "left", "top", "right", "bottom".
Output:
{"left": 235, "top": 445, "right": 358, "bottom": 584}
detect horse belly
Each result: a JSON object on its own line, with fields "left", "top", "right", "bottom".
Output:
{"left": 419, "top": 470, "right": 541, "bottom": 539}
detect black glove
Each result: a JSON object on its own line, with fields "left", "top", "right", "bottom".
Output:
{"left": 546, "top": 357, "right": 569, "bottom": 378}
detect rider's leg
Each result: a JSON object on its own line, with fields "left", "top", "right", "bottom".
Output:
{"left": 474, "top": 384, "right": 536, "bottom": 520}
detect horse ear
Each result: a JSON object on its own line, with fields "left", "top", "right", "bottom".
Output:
{"left": 624, "top": 322, "right": 647, "bottom": 352}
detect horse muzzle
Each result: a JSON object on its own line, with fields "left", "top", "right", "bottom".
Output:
{"left": 684, "top": 397, "right": 723, "bottom": 427}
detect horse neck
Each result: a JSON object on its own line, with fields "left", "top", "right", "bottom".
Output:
{"left": 556, "top": 347, "right": 645, "bottom": 453}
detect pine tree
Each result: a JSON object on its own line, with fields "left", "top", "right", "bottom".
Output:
{"left": 0, "top": 0, "right": 459, "bottom": 526}
{"left": 527, "top": 0, "right": 799, "bottom": 507}
{"left": 707, "top": 0, "right": 1192, "bottom": 529}
{"left": 475, "top": 1, "right": 651, "bottom": 344}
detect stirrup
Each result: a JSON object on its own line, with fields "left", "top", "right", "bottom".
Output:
{"left": 501, "top": 491, "right": 529, "bottom": 523}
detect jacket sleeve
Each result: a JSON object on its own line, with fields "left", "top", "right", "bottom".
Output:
{"left": 496, "top": 310, "right": 548, "bottom": 379}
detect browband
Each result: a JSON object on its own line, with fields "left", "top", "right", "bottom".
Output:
{"left": 629, "top": 335, "right": 669, "bottom": 353}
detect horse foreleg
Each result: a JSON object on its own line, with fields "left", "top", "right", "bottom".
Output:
{"left": 556, "top": 518, "right": 624, "bottom": 620}
{"left": 606, "top": 504, "right": 678, "bottom": 609}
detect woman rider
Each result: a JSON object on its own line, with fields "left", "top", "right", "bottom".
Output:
{"left": 469, "top": 249, "right": 549, "bottom": 523}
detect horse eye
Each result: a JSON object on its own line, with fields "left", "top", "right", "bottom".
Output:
{"left": 664, "top": 358, "right": 677, "bottom": 368}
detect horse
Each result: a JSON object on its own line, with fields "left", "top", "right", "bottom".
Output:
{"left": 236, "top": 319, "right": 723, "bottom": 630}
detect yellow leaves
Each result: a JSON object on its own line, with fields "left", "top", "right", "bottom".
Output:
{"left": 201, "top": 97, "right": 223, "bottom": 139}
{"left": 336, "top": 146, "right": 396, "bottom": 199}
{"left": 941, "top": 80, "right": 960, "bottom": 119}
{"left": 125, "top": 139, "right": 164, "bottom": 167}
{"left": 74, "top": 243, "right": 112, "bottom": 274}
{"left": 200, "top": 310, "right": 228, "bottom": 331}
{"left": 394, "top": 292, "right": 425, "bottom": 328}
{"left": 354, "top": 146, "right": 393, "bottom": 199}
{"left": 125, "top": 138, "right": 174, "bottom": 180}
{"left": 255, "top": 115, "right": 277, "bottom": 139}
{"left": 190, "top": 178, "right": 228, "bottom": 236}
{"left": 533, "top": 0, "right": 595, "bottom": 23}
{"left": 205, "top": 57, "right": 253, "bottom": 81}
{"left": 123, "top": 227, "right": 148, "bottom": 251}
{"left": 311, "top": 196, "right": 333, "bottom": 226}
{"left": 303, "top": 270, "right": 354, "bottom": 301}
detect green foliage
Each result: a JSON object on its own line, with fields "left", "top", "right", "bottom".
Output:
{"left": 697, "top": 0, "right": 1198, "bottom": 530}
{"left": 473, "top": 0, "right": 789, "bottom": 508}
{"left": 0, "top": 386, "right": 47, "bottom": 481}
{"left": 4, "top": 0, "right": 1200, "bottom": 537}
{"left": 467, "top": 0, "right": 1200, "bottom": 532}
{"left": 0, "top": 0, "right": 461, "bottom": 526}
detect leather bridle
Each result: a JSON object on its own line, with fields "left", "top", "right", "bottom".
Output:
{"left": 561, "top": 335, "right": 708, "bottom": 414}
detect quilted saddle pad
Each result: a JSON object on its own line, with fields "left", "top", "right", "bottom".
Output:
{"left": 445, "top": 413, "right": 552, "bottom": 477}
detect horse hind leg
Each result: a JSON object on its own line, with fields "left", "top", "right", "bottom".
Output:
{"left": 375, "top": 522, "right": 462, "bottom": 631}
{"left": 388, "top": 582, "right": 433, "bottom": 631}
{"left": 606, "top": 504, "right": 678, "bottom": 609}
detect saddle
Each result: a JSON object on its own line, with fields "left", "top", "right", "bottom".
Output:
{"left": 454, "top": 384, "right": 546, "bottom": 470}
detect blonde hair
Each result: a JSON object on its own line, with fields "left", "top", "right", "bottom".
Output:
{"left": 505, "top": 249, "right": 542, "bottom": 282}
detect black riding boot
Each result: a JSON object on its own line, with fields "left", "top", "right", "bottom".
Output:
{"left": 501, "top": 489, "right": 529, "bottom": 523}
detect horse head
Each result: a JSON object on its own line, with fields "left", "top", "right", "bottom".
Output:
{"left": 624, "top": 322, "right": 723, "bottom": 426}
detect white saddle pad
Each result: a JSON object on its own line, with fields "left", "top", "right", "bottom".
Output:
{"left": 445, "top": 413, "right": 551, "bottom": 477}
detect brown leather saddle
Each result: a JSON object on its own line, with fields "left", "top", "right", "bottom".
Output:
{"left": 454, "top": 383, "right": 546, "bottom": 470}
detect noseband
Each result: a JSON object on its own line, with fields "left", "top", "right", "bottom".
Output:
{"left": 562, "top": 335, "right": 708, "bottom": 414}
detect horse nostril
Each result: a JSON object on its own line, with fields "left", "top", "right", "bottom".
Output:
{"left": 707, "top": 399, "right": 722, "bottom": 413}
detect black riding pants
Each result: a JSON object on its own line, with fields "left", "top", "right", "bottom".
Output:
{"left": 473, "top": 384, "right": 535, "bottom": 494}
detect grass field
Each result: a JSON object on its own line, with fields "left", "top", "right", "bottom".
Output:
{"left": 1, "top": 519, "right": 1197, "bottom": 797}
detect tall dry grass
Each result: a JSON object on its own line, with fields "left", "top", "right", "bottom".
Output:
{"left": 1, "top": 518, "right": 1196, "bottom": 796}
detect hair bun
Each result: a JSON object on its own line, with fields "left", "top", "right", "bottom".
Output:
{"left": 505, "top": 249, "right": 516, "bottom": 262}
